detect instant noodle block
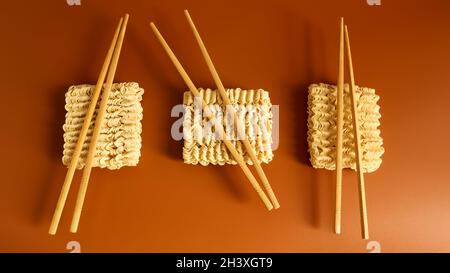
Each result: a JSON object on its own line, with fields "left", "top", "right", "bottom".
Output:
{"left": 307, "top": 83, "right": 384, "bottom": 173}
{"left": 182, "top": 88, "right": 274, "bottom": 166}
{"left": 62, "top": 82, "right": 144, "bottom": 170}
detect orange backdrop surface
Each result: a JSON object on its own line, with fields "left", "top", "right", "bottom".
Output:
{"left": 1, "top": 0, "right": 450, "bottom": 252}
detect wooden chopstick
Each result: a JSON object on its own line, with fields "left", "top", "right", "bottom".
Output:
{"left": 335, "top": 17, "right": 345, "bottom": 235}
{"left": 48, "top": 17, "right": 124, "bottom": 235}
{"left": 70, "top": 14, "right": 130, "bottom": 233}
{"left": 184, "top": 10, "right": 280, "bottom": 209}
{"left": 150, "top": 22, "right": 274, "bottom": 211}
{"left": 345, "top": 25, "right": 369, "bottom": 239}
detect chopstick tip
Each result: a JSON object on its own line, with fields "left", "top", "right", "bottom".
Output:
{"left": 122, "top": 14, "right": 130, "bottom": 24}
{"left": 70, "top": 222, "right": 79, "bottom": 233}
{"left": 184, "top": 9, "right": 192, "bottom": 19}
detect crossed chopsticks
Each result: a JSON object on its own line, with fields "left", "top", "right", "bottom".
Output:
{"left": 335, "top": 18, "right": 369, "bottom": 239}
{"left": 150, "top": 10, "right": 280, "bottom": 211}
{"left": 49, "top": 14, "right": 130, "bottom": 235}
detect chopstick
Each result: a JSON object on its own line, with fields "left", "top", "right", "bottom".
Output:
{"left": 70, "top": 14, "right": 130, "bottom": 233}
{"left": 345, "top": 25, "right": 369, "bottom": 239}
{"left": 150, "top": 22, "right": 274, "bottom": 211}
{"left": 184, "top": 10, "right": 280, "bottom": 209}
{"left": 48, "top": 17, "right": 124, "bottom": 235}
{"left": 335, "top": 17, "right": 345, "bottom": 235}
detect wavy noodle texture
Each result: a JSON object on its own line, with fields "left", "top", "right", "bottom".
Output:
{"left": 307, "top": 83, "right": 384, "bottom": 173}
{"left": 62, "top": 82, "right": 144, "bottom": 170}
{"left": 183, "top": 88, "right": 274, "bottom": 166}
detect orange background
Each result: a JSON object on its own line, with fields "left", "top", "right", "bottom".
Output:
{"left": 1, "top": 0, "right": 450, "bottom": 253}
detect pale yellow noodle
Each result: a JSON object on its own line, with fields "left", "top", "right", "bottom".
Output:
{"left": 183, "top": 88, "right": 274, "bottom": 166}
{"left": 307, "top": 83, "right": 384, "bottom": 173}
{"left": 62, "top": 82, "right": 144, "bottom": 170}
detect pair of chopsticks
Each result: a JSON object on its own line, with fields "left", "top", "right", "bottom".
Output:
{"left": 49, "top": 14, "right": 130, "bottom": 235}
{"left": 150, "top": 10, "right": 280, "bottom": 210}
{"left": 335, "top": 18, "right": 369, "bottom": 239}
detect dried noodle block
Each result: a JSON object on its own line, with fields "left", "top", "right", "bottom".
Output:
{"left": 307, "top": 83, "right": 384, "bottom": 173}
{"left": 62, "top": 82, "right": 144, "bottom": 170}
{"left": 183, "top": 88, "right": 274, "bottom": 166}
